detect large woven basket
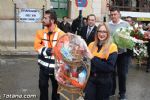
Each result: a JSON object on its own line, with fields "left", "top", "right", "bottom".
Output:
{"left": 53, "top": 33, "right": 91, "bottom": 99}
{"left": 55, "top": 58, "right": 91, "bottom": 99}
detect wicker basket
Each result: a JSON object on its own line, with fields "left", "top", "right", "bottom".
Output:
{"left": 53, "top": 33, "right": 91, "bottom": 100}
{"left": 55, "top": 59, "right": 91, "bottom": 100}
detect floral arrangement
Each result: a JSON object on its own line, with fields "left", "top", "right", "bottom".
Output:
{"left": 133, "top": 43, "right": 148, "bottom": 66}
{"left": 133, "top": 43, "right": 148, "bottom": 58}
{"left": 113, "top": 23, "right": 149, "bottom": 65}
{"left": 129, "top": 23, "right": 145, "bottom": 40}
{"left": 53, "top": 33, "right": 91, "bottom": 90}
{"left": 113, "top": 23, "right": 148, "bottom": 50}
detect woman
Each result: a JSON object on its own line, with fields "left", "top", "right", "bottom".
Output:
{"left": 84, "top": 23, "right": 118, "bottom": 100}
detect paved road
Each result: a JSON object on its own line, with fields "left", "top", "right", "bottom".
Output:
{"left": 0, "top": 56, "right": 150, "bottom": 100}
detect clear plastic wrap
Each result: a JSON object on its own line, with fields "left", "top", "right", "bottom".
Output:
{"left": 53, "top": 33, "right": 91, "bottom": 90}
{"left": 113, "top": 27, "right": 147, "bottom": 50}
{"left": 113, "top": 27, "right": 135, "bottom": 49}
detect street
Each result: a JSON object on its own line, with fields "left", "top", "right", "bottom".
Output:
{"left": 0, "top": 55, "right": 150, "bottom": 100}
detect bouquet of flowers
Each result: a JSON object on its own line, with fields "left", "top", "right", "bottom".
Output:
{"left": 133, "top": 43, "right": 148, "bottom": 66}
{"left": 113, "top": 27, "right": 134, "bottom": 49}
{"left": 133, "top": 43, "right": 148, "bottom": 58}
{"left": 53, "top": 33, "right": 91, "bottom": 91}
{"left": 130, "top": 23, "right": 145, "bottom": 40}
{"left": 113, "top": 23, "right": 147, "bottom": 50}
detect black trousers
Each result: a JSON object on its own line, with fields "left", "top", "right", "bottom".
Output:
{"left": 84, "top": 74, "right": 112, "bottom": 100}
{"left": 111, "top": 52, "right": 131, "bottom": 96}
{"left": 39, "top": 67, "right": 60, "bottom": 100}
{"left": 146, "top": 42, "right": 150, "bottom": 70}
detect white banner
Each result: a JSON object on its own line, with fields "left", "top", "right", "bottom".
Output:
{"left": 18, "top": 8, "right": 42, "bottom": 23}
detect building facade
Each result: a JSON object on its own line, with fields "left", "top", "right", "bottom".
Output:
{"left": 108, "top": 0, "right": 150, "bottom": 22}
{"left": 0, "top": 0, "right": 149, "bottom": 49}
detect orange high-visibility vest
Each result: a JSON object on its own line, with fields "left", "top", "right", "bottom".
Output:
{"left": 34, "top": 25, "right": 65, "bottom": 68}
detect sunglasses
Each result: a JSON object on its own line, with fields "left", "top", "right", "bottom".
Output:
{"left": 97, "top": 30, "right": 108, "bottom": 33}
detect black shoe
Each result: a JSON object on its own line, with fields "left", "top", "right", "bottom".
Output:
{"left": 146, "top": 70, "right": 149, "bottom": 73}
{"left": 119, "top": 94, "right": 127, "bottom": 100}
{"left": 110, "top": 95, "right": 116, "bottom": 100}
{"left": 146, "top": 68, "right": 150, "bottom": 73}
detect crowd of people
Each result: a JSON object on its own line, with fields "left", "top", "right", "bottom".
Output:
{"left": 34, "top": 7, "right": 150, "bottom": 100}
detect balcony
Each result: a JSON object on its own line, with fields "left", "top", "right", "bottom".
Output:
{"left": 108, "top": 0, "right": 150, "bottom": 12}
{"left": 109, "top": 5, "right": 150, "bottom": 12}
{"left": 108, "top": 1, "right": 150, "bottom": 21}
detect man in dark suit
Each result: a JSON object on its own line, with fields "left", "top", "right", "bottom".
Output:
{"left": 79, "top": 14, "right": 97, "bottom": 45}
{"left": 60, "top": 16, "right": 71, "bottom": 33}
{"left": 71, "top": 10, "right": 85, "bottom": 34}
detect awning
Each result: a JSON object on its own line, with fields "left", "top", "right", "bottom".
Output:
{"left": 120, "top": 11, "right": 150, "bottom": 19}
{"left": 137, "top": 18, "right": 150, "bottom": 21}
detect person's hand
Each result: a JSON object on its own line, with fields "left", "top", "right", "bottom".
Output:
{"left": 86, "top": 49, "right": 93, "bottom": 59}
{"left": 46, "top": 48, "right": 52, "bottom": 56}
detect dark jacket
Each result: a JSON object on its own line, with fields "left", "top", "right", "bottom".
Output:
{"left": 88, "top": 42, "right": 118, "bottom": 74}
{"left": 60, "top": 21, "right": 71, "bottom": 33}
{"left": 71, "top": 17, "right": 85, "bottom": 34}
{"left": 79, "top": 25, "right": 97, "bottom": 45}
